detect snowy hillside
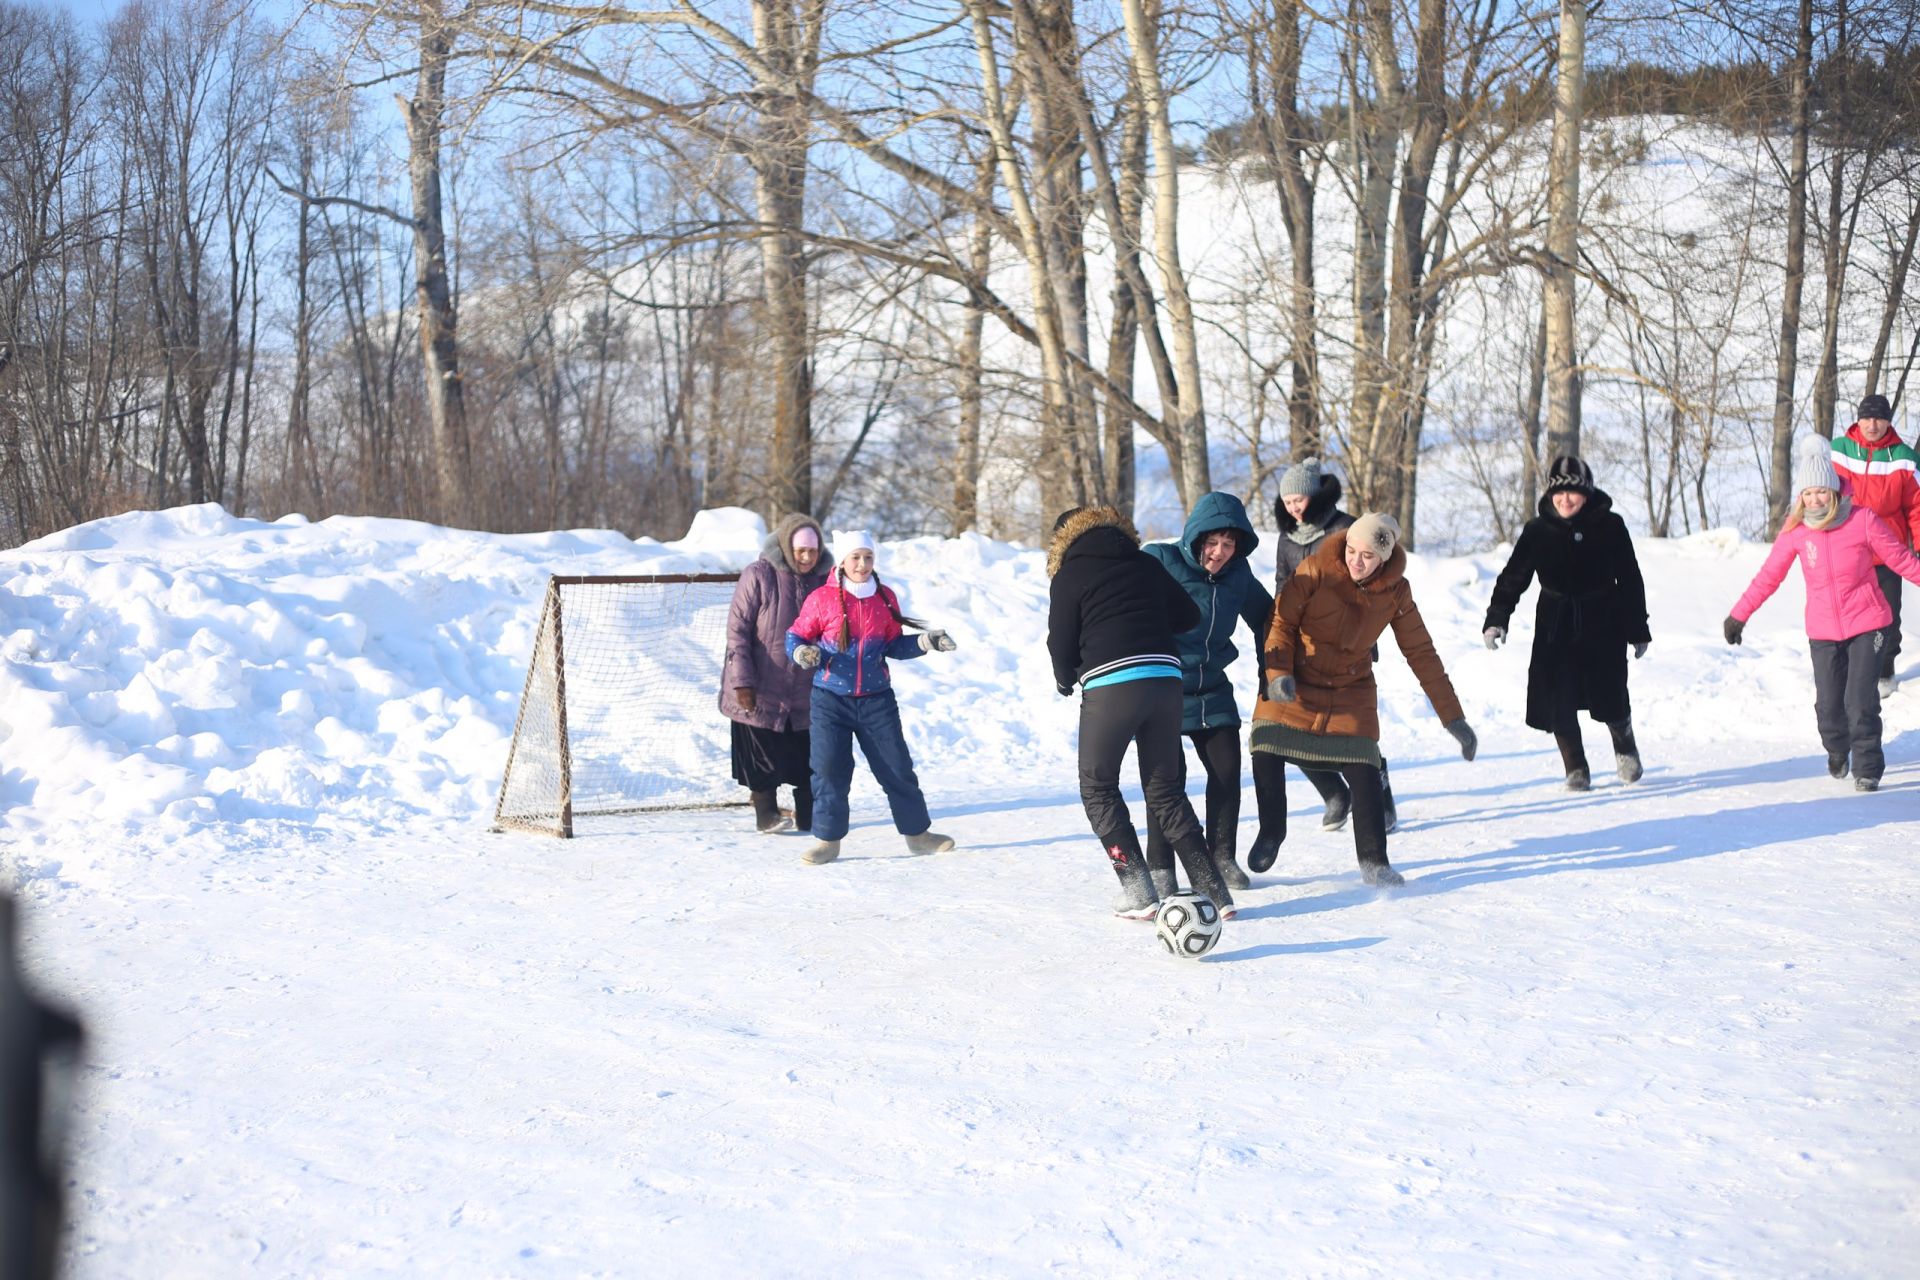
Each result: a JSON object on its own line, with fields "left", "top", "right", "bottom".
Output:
{"left": 4, "top": 506, "right": 1918, "bottom": 1276}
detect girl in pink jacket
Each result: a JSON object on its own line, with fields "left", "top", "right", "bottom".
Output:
{"left": 1725, "top": 435, "right": 1920, "bottom": 790}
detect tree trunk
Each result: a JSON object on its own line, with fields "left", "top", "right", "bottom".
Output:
{"left": 955, "top": 154, "right": 994, "bottom": 533}
{"left": 402, "top": 0, "right": 469, "bottom": 525}
{"left": 1120, "top": 0, "right": 1209, "bottom": 505}
{"left": 1348, "top": 1, "right": 1399, "bottom": 512}
{"left": 1543, "top": 0, "right": 1584, "bottom": 462}
{"left": 1865, "top": 195, "right": 1920, "bottom": 395}
{"left": 1252, "top": 0, "right": 1321, "bottom": 459}
{"left": 1767, "top": 0, "right": 1812, "bottom": 532}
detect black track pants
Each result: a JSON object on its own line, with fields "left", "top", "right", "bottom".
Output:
{"left": 1258, "top": 758, "right": 1391, "bottom": 869}
{"left": 1811, "top": 632, "right": 1885, "bottom": 781}
{"left": 1143, "top": 725, "right": 1285, "bottom": 872}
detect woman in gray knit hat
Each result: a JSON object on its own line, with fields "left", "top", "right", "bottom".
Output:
{"left": 1259, "top": 457, "right": 1399, "bottom": 862}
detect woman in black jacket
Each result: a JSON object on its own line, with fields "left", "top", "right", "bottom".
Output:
{"left": 1047, "top": 506, "right": 1235, "bottom": 920}
{"left": 1483, "top": 456, "right": 1651, "bottom": 789}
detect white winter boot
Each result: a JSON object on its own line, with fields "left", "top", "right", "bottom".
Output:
{"left": 802, "top": 838, "right": 842, "bottom": 865}
{"left": 904, "top": 829, "right": 955, "bottom": 854}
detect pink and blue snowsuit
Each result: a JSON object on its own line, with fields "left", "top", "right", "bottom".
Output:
{"left": 785, "top": 576, "right": 931, "bottom": 842}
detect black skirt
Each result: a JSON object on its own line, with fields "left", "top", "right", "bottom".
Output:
{"left": 730, "top": 721, "right": 812, "bottom": 791}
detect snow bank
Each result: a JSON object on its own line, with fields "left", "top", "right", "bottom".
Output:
{"left": 0, "top": 501, "right": 1888, "bottom": 860}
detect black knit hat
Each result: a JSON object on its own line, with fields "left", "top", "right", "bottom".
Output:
{"left": 1543, "top": 454, "right": 1594, "bottom": 496}
{"left": 1858, "top": 393, "right": 1893, "bottom": 421}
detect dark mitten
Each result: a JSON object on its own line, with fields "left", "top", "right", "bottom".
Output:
{"left": 1632, "top": 642, "right": 1648, "bottom": 660}
{"left": 1722, "top": 616, "right": 1743, "bottom": 646}
{"left": 1270, "top": 674, "right": 1297, "bottom": 703}
{"left": 735, "top": 687, "right": 757, "bottom": 712}
{"left": 1444, "top": 719, "right": 1478, "bottom": 762}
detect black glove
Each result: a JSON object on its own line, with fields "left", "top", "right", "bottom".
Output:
{"left": 1056, "top": 681, "right": 1074, "bottom": 697}
{"left": 793, "top": 644, "right": 823, "bottom": 669}
{"left": 1444, "top": 718, "right": 1478, "bottom": 762}
{"left": 1722, "top": 616, "right": 1743, "bottom": 646}
{"left": 1270, "top": 674, "right": 1297, "bottom": 704}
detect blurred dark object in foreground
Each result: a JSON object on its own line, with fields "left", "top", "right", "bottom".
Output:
{"left": 3, "top": 892, "right": 83, "bottom": 1280}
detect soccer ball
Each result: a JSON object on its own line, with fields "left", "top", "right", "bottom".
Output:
{"left": 1155, "top": 891, "right": 1223, "bottom": 958}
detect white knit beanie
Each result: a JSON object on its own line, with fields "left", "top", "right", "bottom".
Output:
{"left": 1791, "top": 434, "right": 1840, "bottom": 496}
{"left": 1348, "top": 512, "right": 1401, "bottom": 558}
{"left": 830, "top": 529, "right": 876, "bottom": 562}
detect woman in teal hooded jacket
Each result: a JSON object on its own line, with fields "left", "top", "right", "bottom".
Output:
{"left": 1141, "top": 492, "right": 1282, "bottom": 891}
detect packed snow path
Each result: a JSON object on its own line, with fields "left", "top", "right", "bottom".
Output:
{"left": 3, "top": 505, "right": 1916, "bottom": 1275}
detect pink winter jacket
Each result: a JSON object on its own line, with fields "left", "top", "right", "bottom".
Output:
{"left": 1731, "top": 503, "right": 1920, "bottom": 641}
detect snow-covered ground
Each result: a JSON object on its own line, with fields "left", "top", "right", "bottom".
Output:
{"left": 4, "top": 504, "right": 1917, "bottom": 1276}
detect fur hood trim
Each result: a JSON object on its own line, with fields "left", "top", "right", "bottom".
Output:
{"left": 764, "top": 512, "right": 832, "bottom": 576}
{"left": 1046, "top": 506, "right": 1139, "bottom": 578}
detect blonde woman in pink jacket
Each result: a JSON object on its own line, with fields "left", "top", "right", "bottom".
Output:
{"left": 1725, "top": 435, "right": 1920, "bottom": 790}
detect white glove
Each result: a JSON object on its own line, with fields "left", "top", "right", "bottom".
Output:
{"left": 920, "top": 630, "right": 957, "bottom": 653}
{"left": 1483, "top": 627, "right": 1505, "bottom": 650}
{"left": 793, "top": 644, "right": 822, "bottom": 669}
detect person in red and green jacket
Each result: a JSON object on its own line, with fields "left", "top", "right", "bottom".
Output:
{"left": 1830, "top": 393, "right": 1920, "bottom": 696}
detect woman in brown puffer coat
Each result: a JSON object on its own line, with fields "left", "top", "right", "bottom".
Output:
{"left": 719, "top": 512, "right": 833, "bottom": 831}
{"left": 1249, "top": 513, "right": 1478, "bottom": 887}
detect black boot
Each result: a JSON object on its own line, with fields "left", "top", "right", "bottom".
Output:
{"left": 791, "top": 784, "right": 813, "bottom": 832}
{"left": 1173, "top": 835, "right": 1235, "bottom": 917}
{"left": 1379, "top": 760, "right": 1398, "bottom": 834}
{"left": 1103, "top": 829, "right": 1161, "bottom": 918}
{"left": 1827, "top": 752, "right": 1849, "bottom": 779}
{"left": 750, "top": 789, "right": 788, "bottom": 833}
{"left": 1213, "top": 838, "right": 1251, "bottom": 892}
{"left": 1555, "top": 730, "right": 1590, "bottom": 791}
{"left": 1608, "top": 719, "right": 1642, "bottom": 784}
{"left": 1247, "top": 831, "right": 1282, "bottom": 874}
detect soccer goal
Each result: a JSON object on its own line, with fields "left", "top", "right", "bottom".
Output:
{"left": 493, "top": 573, "right": 746, "bottom": 837}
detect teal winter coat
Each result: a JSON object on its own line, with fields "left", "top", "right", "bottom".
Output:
{"left": 1143, "top": 492, "right": 1275, "bottom": 731}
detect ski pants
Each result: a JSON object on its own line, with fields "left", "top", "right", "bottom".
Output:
{"left": 808, "top": 687, "right": 931, "bottom": 842}
{"left": 1262, "top": 759, "right": 1391, "bottom": 870}
{"left": 1810, "top": 631, "right": 1884, "bottom": 782}
{"left": 1873, "top": 565, "right": 1904, "bottom": 677}
{"left": 1144, "top": 724, "right": 1284, "bottom": 872}
{"left": 1076, "top": 678, "right": 1205, "bottom": 852}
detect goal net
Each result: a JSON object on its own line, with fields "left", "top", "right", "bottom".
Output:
{"left": 494, "top": 573, "right": 746, "bottom": 836}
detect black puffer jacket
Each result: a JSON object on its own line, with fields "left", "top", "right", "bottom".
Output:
{"left": 1273, "top": 472, "right": 1357, "bottom": 580}
{"left": 1047, "top": 507, "right": 1201, "bottom": 693}
{"left": 1483, "top": 488, "right": 1651, "bottom": 730}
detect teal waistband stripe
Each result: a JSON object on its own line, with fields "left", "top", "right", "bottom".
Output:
{"left": 1084, "top": 664, "right": 1183, "bottom": 690}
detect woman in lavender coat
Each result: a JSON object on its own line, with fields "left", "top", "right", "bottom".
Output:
{"left": 719, "top": 513, "right": 832, "bottom": 830}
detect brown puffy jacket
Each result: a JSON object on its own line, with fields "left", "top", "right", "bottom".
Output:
{"left": 1254, "top": 530, "right": 1463, "bottom": 740}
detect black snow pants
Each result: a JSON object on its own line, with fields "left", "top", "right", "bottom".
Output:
{"left": 1811, "top": 631, "right": 1885, "bottom": 782}
{"left": 1143, "top": 725, "right": 1284, "bottom": 874}
{"left": 1262, "top": 759, "right": 1391, "bottom": 871}
{"left": 1873, "top": 565, "right": 1904, "bottom": 678}
{"left": 1077, "top": 678, "right": 1232, "bottom": 906}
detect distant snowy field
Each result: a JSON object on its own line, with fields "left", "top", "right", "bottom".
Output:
{"left": 3, "top": 504, "right": 1917, "bottom": 1277}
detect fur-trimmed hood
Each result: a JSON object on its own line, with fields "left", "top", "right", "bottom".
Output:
{"left": 1275, "top": 472, "right": 1346, "bottom": 537}
{"left": 1047, "top": 505, "right": 1140, "bottom": 578}
{"left": 764, "top": 511, "right": 833, "bottom": 576}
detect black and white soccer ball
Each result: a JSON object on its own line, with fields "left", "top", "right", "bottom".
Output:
{"left": 1155, "top": 891, "right": 1223, "bottom": 958}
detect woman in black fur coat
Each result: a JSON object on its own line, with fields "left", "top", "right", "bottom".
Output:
{"left": 1482, "top": 456, "right": 1652, "bottom": 790}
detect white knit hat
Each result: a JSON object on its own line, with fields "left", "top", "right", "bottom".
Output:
{"left": 1791, "top": 434, "right": 1840, "bottom": 496}
{"left": 830, "top": 529, "right": 876, "bottom": 562}
{"left": 1348, "top": 512, "right": 1401, "bottom": 558}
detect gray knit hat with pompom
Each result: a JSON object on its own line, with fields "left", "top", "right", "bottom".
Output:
{"left": 1279, "top": 457, "right": 1323, "bottom": 498}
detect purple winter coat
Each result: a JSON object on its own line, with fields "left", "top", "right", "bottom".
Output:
{"left": 719, "top": 513, "right": 833, "bottom": 731}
